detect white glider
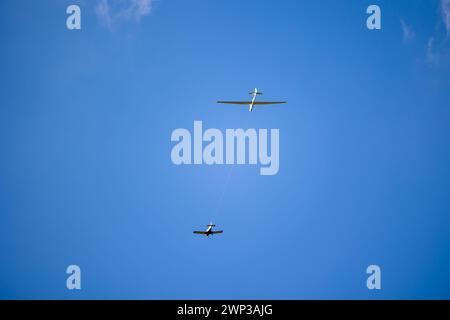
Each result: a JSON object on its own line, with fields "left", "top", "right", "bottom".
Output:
{"left": 217, "top": 88, "right": 287, "bottom": 112}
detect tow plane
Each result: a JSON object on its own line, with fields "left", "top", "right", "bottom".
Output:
{"left": 193, "top": 223, "right": 223, "bottom": 237}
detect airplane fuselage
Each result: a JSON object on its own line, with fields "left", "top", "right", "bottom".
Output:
{"left": 249, "top": 94, "right": 257, "bottom": 112}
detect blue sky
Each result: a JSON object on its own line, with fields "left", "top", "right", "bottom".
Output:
{"left": 0, "top": 0, "right": 450, "bottom": 299}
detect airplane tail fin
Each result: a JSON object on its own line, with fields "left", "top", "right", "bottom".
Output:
{"left": 249, "top": 88, "right": 263, "bottom": 95}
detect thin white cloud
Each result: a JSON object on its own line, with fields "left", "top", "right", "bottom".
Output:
{"left": 442, "top": 0, "right": 450, "bottom": 36}
{"left": 400, "top": 19, "right": 415, "bottom": 41}
{"left": 133, "top": 0, "right": 152, "bottom": 20}
{"left": 96, "top": 0, "right": 113, "bottom": 29}
{"left": 423, "top": 1, "right": 450, "bottom": 66}
{"left": 95, "top": 0, "right": 154, "bottom": 29}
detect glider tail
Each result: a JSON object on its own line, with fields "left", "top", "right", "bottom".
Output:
{"left": 249, "top": 88, "right": 263, "bottom": 95}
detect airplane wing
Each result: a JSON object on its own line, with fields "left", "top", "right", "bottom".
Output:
{"left": 217, "top": 101, "right": 286, "bottom": 105}
{"left": 252, "top": 101, "right": 287, "bottom": 105}
{"left": 211, "top": 230, "right": 223, "bottom": 234}
{"left": 193, "top": 231, "right": 207, "bottom": 234}
{"left": 217, "top": 101, "right": 252, "bottom": 105}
